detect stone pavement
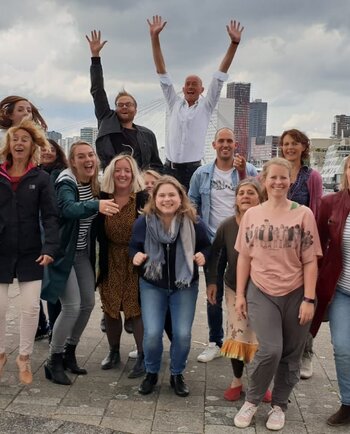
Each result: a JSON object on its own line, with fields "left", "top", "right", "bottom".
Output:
{"left": 0, "top": 278, "right": 347, "bottom": 434}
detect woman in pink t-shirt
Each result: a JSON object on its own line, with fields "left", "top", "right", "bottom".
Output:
{"left": 233, "top": 158, "right": 322, "bottom": 431}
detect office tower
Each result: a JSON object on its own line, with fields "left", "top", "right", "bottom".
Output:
{"left": 226, "top": 82, "right": 251, "bottom": 156}
{"left": 332, "top": 114, "right": 350, "bottom": 138}
{"left": 47, "top": 131, "right": 62, "bottom": 142}
{"left": 80, "top": 127, "right": 98, "bottom": 147}
{"left": 249, "top": 99, "right": 267, "bottom": 139}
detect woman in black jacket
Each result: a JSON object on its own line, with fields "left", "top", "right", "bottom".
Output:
{"left": 0, "top": 120, "right": 59, "bottom": 384}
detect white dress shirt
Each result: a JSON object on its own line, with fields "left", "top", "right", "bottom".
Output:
{"left": 159, "top": 71, "right": 228, "bottom": 163}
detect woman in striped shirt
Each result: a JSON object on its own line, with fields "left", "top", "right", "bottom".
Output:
{"left": 42, "top": 141, "right": 119, "bottom": 385}
{"left": 311, "top": 155, "right": 350, "bottom": 427}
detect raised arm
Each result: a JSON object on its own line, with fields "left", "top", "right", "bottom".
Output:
{"left": 218, "top": 19, "right": 244, "bottom": 73}
{"left": 85, "top": 29, "right": 107, "bottom": 57}
{"left": 147, "top": 15, "right": 167, "bottom": 74}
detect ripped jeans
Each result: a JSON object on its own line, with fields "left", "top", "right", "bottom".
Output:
{"left": 246, "top": 281, "right": 311, "bottom": 410}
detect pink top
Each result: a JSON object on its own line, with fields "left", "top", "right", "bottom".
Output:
{"left": 235, "top": 203, "right": 322, "bottom": 296}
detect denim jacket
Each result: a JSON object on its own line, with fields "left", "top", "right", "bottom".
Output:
{"left": 188, "top": 160, "right": 257, "bottom": 240}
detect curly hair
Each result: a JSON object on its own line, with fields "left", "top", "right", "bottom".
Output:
{"left": 0, "top": 120, "right": 50, "bottom": 167}
{"left": 0, "top": 95, "right": 47, "bottom": 130}
{"left": 279, "top": 129, "right": 310, "bottom": 163}
{"left": 143, "top": 175, "right": 197, "bottom": 222}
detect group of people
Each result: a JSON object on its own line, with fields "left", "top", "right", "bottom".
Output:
{"left": 0, "top": 14, "right": 349, "bottom": 432}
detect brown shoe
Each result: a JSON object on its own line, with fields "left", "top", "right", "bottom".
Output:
{"left": 16, "top": 355, "right": 33, "bottom": 385}
{"left": 0, "top": 353, "right": 7, "bottom": 377}
{"left": 327, "top": 405, "right": 350, "bottom": 426}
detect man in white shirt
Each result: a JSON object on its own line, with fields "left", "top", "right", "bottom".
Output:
{"left": 147, "top": 15, "right": 244, "bottom": 190}
{"left": 189, "top": 128, "right": 257, "bottom": 362}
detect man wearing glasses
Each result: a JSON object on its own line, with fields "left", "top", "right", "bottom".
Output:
{"left": 87, "top": 30, "right": 163, "bottom": 171}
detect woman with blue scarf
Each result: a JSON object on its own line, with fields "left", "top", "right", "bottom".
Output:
{"left": 129, "top": 175, "right": 211, "bottom": 397}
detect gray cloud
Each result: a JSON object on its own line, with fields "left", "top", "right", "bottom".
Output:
{"left": 0, "top": 0, "right": 349, "bottom": 139}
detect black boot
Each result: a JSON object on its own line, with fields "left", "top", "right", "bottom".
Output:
{"left": 170, "top": 374, "right": 189, "bottom": 397}
{"left": 138, "top": 373, "right": 158, "bottom": 395}
{"left": 101, "top": 346, "right": 120, "bottom": 370}
{"left": 63, "top": 344, "right": 87, "bottom": 375}
{"left": 327, "top": 405, "right": 350, "bottom": 426}
{"left": 128, "top": 353, "right": 145, "bottom": 378}
{"left": 44, "top": 353, "right": 71, "bottom": 385}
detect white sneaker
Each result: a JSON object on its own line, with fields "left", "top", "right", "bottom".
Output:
{"left": 234, "top": 401, "right": 258, "bottom": 428}
{"left": 266, "top": 405, "right": 285, "bottom": 430}
{"left": 300, "top": 355, "right": 313, "bottom": 379}
{"left": 197, "top": 342, "right": 221, "bottom": 362}
{"left": 128, "top": 350, "right": 138, "bottom": 359}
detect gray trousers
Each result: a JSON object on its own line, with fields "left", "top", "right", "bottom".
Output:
{"left": 50, "top": 250, "right": 95, "bottom": 354}
{"left": 246, "top": 281, "right": 310, "bottom": 410}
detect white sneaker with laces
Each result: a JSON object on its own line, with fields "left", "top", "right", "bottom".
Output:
{"left": 300, "top": 355, "right": 313, "bottom": 379}
{"left": 266, "top": 405, "right": 285, "bottom": 431}
{"left": 128, "top": 350, "right": 138, "bottom": 359}
{"left": 234, "top": 401, "right": 258, "bottom": 428}
{"left": 197, "top": 342, "right": 221, "bottom": 362}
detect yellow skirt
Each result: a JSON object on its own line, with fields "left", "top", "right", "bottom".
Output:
{"left": 221, "top": 285, "right": 258, "bottom": 363}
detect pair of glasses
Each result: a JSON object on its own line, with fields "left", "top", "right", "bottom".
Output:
{"left": 116, "top": 102, "right": 135, "bottom": 108}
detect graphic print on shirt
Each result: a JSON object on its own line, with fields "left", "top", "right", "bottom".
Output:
{"left": 244, "top": 219, "right": 314, "bottom": 251}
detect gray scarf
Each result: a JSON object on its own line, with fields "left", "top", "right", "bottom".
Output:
{"left": 144, "top": 213, "right": 195, "bottom": 288}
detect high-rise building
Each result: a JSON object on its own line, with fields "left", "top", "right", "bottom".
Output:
{"left": 249, "top": 99, "right": 267, "bottom": 140}
{"left": 80, "top": 127, "right": 98, "bottom": 147}
{"left": 47, "top": 131, "right": 62, "bottom": 142}
{"left": 250, "top": 135, "right": 279, "bottom": 168}
{"left": 59, "top": 136, "right": 81, "bottom": 155}
{"left": 332, "top": 114, "right": 350, "bottom": 138}
{"left": 203, "top": 97, "right": 235, "bottom": 163}
{"left": 226, "top": 82, "right": 250, "bottom": 157}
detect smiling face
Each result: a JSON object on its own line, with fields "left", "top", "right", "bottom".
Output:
{"left": 182, "top": 75, "right": 204, "bottom": 106}
{"left": 113, "top": 158, "right": 133, "bottom": 192}
{"left": 236, "top": 183, "right": 260, "bottom": 214}
{"left": 155, "top": 183, "right": 182, "bottom": 218}
{"left": 144, "top": 173, "right": 158, "bottom": 194}
{"left": 9, "top": 128, "right": 34, "bottom": 164}
{"left": 9, "top": 100, "right": 33, "bottom": 126}
{"left": 41, "top": 144, "right": 57, "bottom": 165}
{"left": 70, "top": 144, "right": 97, "bottom": 183}
{"left": 115, "top": 95, "right": 137, "bottom": 125}
{"left": 264, "top": 164, "right": 291, "bottom": 200}
{"left": 281, "top": 133, "right": 305, "bottom": 165}
{"left": 212, "top": 128, "right": 237, "bottom": 161}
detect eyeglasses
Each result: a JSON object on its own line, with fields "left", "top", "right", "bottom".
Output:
{"left": 116, "top": 102, "right": 135, "bottom": 108}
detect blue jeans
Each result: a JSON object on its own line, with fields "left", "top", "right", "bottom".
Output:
{"left": 140, "top": 278, "right": 199, "bottom": 375}
{"left": 205, "top": 248, "right": 226, "bottom": 347}
{"left": 329, "top": 287, "right": 350, "bottom": 405}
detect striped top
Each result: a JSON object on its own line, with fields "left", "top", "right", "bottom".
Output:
{"left": 76, "top": 183, "right": 98, "bottom": 250}
{"left": 337, "top": 213, "right": 350, "bottom": 295}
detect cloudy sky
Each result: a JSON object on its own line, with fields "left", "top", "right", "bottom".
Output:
{"left": 1, "top": 0, "right": 349, "bottom": 144}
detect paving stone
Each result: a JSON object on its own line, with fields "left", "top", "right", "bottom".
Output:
{"left": 101, "top": 416, "right": 153, "bottom": 433}
{"left": 152, "top": 410, "right": 203, "bottom": 432}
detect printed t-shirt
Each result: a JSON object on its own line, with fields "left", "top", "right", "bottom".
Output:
{"left": 235, "top": 203, "right": 322, "bottom": 296}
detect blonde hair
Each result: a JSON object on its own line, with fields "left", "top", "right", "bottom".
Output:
{"left": 341, "top": 155, "right": 350, "bottom": 191}
{"left": 68, "top": 141, "right": 100, "bottom": 196}
{"left": 261, "top": 157, "right": 292, "bottom": 180}
{"left": 101, "top": 154, "right": 144, "bottom": 194}
{"left": 143, "top": 175, "right": 197, "bottom": 222}
{"left": 143, "top": 169, "right": 161, "bottom": 181}
{"left": 235, "top": 177, "right": 264, "bottom": 215}
{"left": 0, "top": 119, "right": 50, "bottom": 167}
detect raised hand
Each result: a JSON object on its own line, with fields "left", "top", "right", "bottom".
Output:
{"left": 86, "top": 30, "right": 107, "bottom": 57}
{"left": 226, "top": 19, "right": 244, "bottom": 44}
{"left": 147, "top": 15, "right": 167, "bottom": 38}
